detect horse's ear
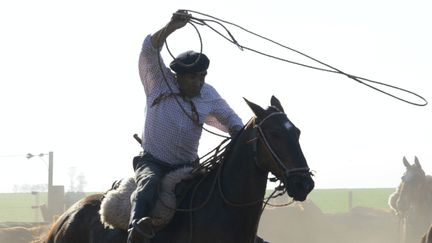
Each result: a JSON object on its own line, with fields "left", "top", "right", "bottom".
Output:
{"left": 270, "top": 95, "right": 284, "bottom": 113}
{"left": 403, "top": 156, "right": 410, "bottom": 168}
{"left": 414, "top": 156, "right": 421, "bottom": 168}
{"left": 244, "top": 98, "right": 266, "bottom": 118}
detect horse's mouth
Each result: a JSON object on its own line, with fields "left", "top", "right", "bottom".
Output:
{"left": 293, "top": 194, "right": 308, "bottom": 202}
{"left": 286, "top": 175, "right": 315, "bottom": 202}
{"left": 287, "top": 190, "right": 308, "bottom": 202}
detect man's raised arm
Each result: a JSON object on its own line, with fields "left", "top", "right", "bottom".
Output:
{"left": 151, "top": 10, "right": 191, "bottom": 50}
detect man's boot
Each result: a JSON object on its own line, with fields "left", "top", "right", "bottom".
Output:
{"left": 255, "top": 235, "right": 270, "bottom": 243}
{"left": 127, "top": 217, "right": 155, "bottom": 243}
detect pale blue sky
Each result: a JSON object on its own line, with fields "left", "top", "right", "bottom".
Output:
{"left": 0, "top": 0, "right": 431, "bottom": 192}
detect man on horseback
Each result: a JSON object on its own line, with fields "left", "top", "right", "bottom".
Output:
{"left": 128, "top": 10, "right": 244, "bottom": 243}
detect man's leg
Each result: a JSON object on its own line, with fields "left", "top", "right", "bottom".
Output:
{"left": 128, "top": 156, "right": 171, "bottom": 243}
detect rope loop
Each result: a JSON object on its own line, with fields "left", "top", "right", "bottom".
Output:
{"left": 165, "top": 21, "right": 203, "bottom": 68}
{"left": 179, "top": 9, "right": 428, "bottom": 107}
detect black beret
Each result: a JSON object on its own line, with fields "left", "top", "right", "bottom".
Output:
{"left": 169, "top": 51, "right": 210, "bottom": 74}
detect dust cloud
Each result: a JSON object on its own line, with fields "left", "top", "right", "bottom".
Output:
{"left": 258, "top": 200, "right": 420, "bottom": 243}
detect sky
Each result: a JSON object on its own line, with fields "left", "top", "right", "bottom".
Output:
{"left": 0, "top": 0, "right": 431, "bottom": 192}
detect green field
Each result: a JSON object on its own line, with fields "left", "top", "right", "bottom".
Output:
{"left": 0, "top": 188, "right": 396, "bottom": 222}
{"left": 307, "top": 188, "right": 395, "bottom": 214}
{"left": 0, "top": 192, "right": 49, "bottom": 222}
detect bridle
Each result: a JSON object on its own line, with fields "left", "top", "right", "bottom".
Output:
{"left": 250, "top": 111, "right": 311, "bottom": 182}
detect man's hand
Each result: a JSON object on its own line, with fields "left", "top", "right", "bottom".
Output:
{"left": 167, "top": 10, "right": 191, "bottom": 31}
{"left": 150, "top": 10, "right": 191, "bottom": 50}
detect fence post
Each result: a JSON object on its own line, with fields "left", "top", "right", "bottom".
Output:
{"left": 348, "top": 191, "right": 353, "bottom": 212}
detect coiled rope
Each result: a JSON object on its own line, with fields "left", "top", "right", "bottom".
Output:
{"left": 174, "top": 9, "right": 428, "bottom": 106}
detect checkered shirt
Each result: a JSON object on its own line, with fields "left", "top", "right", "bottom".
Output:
{"left": 139, "top": 35, "right": 243, "bottom": 165}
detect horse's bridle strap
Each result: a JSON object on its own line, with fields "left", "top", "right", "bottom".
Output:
{"left": 254, "top": 112, "right": 310, "bottom": 179}
{"left": 257, "top": 112, "right": 285, "bottom": 126}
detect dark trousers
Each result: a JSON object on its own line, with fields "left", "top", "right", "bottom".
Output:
{"left": 129, "top": 153, "right": 173, "bottom": 227}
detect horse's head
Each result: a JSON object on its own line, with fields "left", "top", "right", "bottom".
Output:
{"left": 397, "top": 156, "right": 426, "bottom": 213}
{"left": 244, "top": 96, "right": 314, "bottom": 201}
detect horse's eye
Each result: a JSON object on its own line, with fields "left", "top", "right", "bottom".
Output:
{"left": 270, "top": 130, "right": 281, "bottom": 137}
{"left": 267, "top": 129, "right": 283, "bottom": 138}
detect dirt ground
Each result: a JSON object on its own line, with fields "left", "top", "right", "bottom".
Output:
{"left": 0, "top": 201, "right": 425, "bottom": 243}
{"left": 258, "top": 200, "right": 405, "bottom": 243}
{"left": 0, "top": 223, "right": 48, "bottom": 243}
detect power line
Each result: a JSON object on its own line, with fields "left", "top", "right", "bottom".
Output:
{"left": 0, "top": 154, "right": 28, "bottom": 158}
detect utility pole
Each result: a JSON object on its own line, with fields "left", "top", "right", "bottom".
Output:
{"left": 47, "top": 151, "right": 54, "bottom": 220}
{"left": 48, "top": 151, "right": 53, "bottom": 194}
{"left": 27, "top": 151, "right": 64, "bottom": 222}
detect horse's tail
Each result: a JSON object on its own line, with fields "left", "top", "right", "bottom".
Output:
{"left": 31, "top": 210, "right": 72, "bottom": 243}
{"left": 32, "top": 193, "right": 105, "bottom": 243}
{"left": 30, "top": 226, "right": 52, "bottom": 243}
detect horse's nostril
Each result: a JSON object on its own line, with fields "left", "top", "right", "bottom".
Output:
{"left": 308, "top": 180, "right": 315, "bottom": 192}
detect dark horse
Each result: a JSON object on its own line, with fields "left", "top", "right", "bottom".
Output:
{"left": 388, "top": 156, "right": 432, "bottom": 243}
{"left": 38, "top": 96, "right": 314, "bottom": 243}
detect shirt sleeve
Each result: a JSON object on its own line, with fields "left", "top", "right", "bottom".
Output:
{"left": 138, "top": 35, "right": 175, "bottom": 96}
{"left": 204, "top": 85, "right": 244, "bottom": 133}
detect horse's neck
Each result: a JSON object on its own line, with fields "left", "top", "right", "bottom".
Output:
{"left": 403, "top": 177, "right": 432, "bottom": 219}
{"left": 419, "top": 177, "right": 432, "bottom": 205}
{"left": 220, "top": 127, "right": 269, "bottom": 203}
{"left": 425, "top": 175, "right": 432, "bottom": 185}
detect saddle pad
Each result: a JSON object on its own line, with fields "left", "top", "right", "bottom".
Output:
{"left": 99, "top": 167, "right": 194, "bottom": 230}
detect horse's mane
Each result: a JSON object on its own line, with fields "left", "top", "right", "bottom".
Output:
{"left": 197, "top": 105, "right": 283, "bottom": 175}
{"left": 193, "top": 117, "right": 256, "bottom": 175}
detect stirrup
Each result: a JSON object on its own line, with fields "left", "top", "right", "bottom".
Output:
{"left": 134, "top": 224, "right": 155, "bottom": 238}
{"left": 134, "top": 217, "right": 155, "bottom": 238}
{"left": 127, "top": 227, "right": 154, "bottom": 243}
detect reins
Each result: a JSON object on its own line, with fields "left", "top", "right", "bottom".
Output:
{"left": 172, "top": 9, "right": 428, "bottom": 107}
{"left": 156, "top": 138, "right": 230, "bottom": 213}
{"left": 217, "top": 113, "right": 305, "bottom": 208}
{"left": 156, "top": 113, "right": 295, "bottom": 213}
{"left": 152, "top": 113, "right": 298, "bottom": 243}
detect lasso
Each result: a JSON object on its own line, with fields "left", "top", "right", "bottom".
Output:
{"left": 169, "top": 9, "right": 428, "bottom": 107}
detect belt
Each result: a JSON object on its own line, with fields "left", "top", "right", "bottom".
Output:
{"left": 134, "top": 152, "right": 199, "bottom": 171}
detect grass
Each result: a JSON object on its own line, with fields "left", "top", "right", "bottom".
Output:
{"left": 0, "top": 188, "right": 396, "bottom": 222}
{"left": 0, "top": 192, "right": 48, "bottom": 222}
{"left": 307, "top": 188, "right": 395, "bottom": 214}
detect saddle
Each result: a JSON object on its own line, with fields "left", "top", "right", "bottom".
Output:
{"left": 99, "top": 166, "right": 198, "bottom": 231}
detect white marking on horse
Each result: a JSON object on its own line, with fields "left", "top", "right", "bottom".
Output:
{"left": 284, "top": 121, "right": 293, "bottom": 130}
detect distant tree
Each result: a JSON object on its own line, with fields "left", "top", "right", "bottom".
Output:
{"left": 65, "top": 167, "right": 87, "bottom": 208}
{"left": 12, "top": 184, "right": 47, "bottom": 192}
{"left": 67, "top": 167, "right": 77, "bottom": 192}
{"left": 67, "top": 167, "right": 87, "bottom": 192}
{"left": 76, "top": 173, "right": 87, "bottom": 192}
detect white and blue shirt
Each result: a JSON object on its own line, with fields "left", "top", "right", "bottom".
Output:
{"left": 139, "top": 35, "right": 243, "bottom": 165}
